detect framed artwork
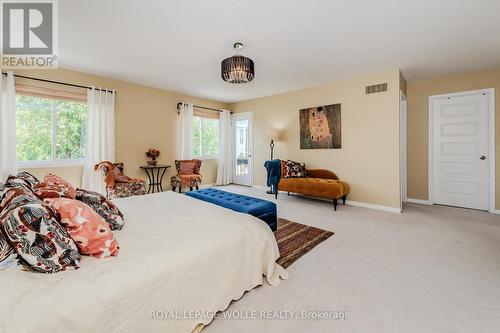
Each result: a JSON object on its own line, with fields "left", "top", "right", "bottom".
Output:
{"left": 299, "top": 103, "right": 341, "bottom": 149}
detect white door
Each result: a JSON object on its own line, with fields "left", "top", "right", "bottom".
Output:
{"left": 431, "top": 91, "right": 490, "bottom": 210}
{"left": 232, "top": 113, "right": 253, "bottom": 186}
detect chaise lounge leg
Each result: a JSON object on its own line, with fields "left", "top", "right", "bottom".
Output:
{"left": 196, "top": 185, "right": 199, "bottom": 190}
{"left": 333, "top": 198, "right": 337, "bottom": 211}
{"left": 189, "top": 187, "right": 193, "bottom": 191}
{"left": 342, "top": 195, "right": 346, "bottom": 205}
{"left": 172, "top": 187, "right": 176, "bottom": 192}
{"left": 178, "top": 187, "right": 182, "bottom": 193}
{"left": 275, "top": 190, "right": 278, "bottom": 199}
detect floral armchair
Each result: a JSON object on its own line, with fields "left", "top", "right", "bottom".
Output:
{"left": 94, "top": 161, "right": 147, "bottom": 199}
{"left": 170, "top": 159, "right": 202, "bottom": 193}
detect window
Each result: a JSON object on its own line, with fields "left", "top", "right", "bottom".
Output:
{"left": 16, "top": 94, "right": 87, "bottom": 166}
{"left": 192, "top": 115, "right": 219, "bottom": 159}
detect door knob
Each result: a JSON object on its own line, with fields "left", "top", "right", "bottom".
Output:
{"left": 480, "top": 156, "right": 486, "bottom": 160}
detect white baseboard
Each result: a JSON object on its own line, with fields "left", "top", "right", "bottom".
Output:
{"left": 200, "top": 183, "right": 215, "bottom": 188}
{"left": 251, "top": 186, "right": 401, "bottom": 213}
{"left": 406, "top": 198, "right": 432, "bottom": 205}
{"left": 491, "top": 209, "right": 500, "bottom": 215}
{"left": 345, "top": 200, "right": 401, "bottom": 214}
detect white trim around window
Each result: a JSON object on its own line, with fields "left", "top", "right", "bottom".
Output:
{"left": 19, "top": 158, "right": 85, "bottom": 169}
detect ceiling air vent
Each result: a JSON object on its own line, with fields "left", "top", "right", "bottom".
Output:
{"left": 365, "top": 83, "right": 388, "bottom": 94}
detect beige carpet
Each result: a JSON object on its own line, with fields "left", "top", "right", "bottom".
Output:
{"left": 202, "top": 185, "right": 500, "bottom": 333}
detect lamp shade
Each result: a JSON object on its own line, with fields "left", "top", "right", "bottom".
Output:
{"left": 267, "top": 128, "right": 282, "bottom": 141}
{"left": 221, "top": 55, "right": 255, "bottom": 84}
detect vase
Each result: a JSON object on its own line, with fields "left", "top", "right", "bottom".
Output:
{"left": 147, "top": 160, "right": 157, "bottom": 166}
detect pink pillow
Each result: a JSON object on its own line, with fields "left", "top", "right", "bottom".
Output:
{"left": 44, "top": 198, "right": 119, "bottom": 258}
{"left": 44, "top": 174, "right": 77, "bottom": 199}
{"left": 179, "top": 161, "right": 196, "bottom": 174}
{"left": 35, "top": 183, "right": 74, "bottom": 199}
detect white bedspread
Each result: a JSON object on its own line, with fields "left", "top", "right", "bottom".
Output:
{"left": 0, "top": 191, "right": 287, "bottom": 333}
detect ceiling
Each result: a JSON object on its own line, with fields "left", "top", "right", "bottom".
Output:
{"left": 59, "top": 0, "right": 500, "bottom": 103}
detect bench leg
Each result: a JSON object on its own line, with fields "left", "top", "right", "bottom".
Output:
{"left": 178, "top": 187, "right": 182, "bottom": 193}
{"left": 172, "top": 187, "right": 176, "bottom": 192}
{"left": 189, "top": 187, "right": 193, "bottom": 191}
{"left": 275, "top": 190, "right": 278, "bottom": 199}
{"left": 196, "top": 185, "right": 199, "bottom": 190}
{"left": 333, "top": 198, "right": 338, "bottom": 211}
{"left": 342, "top": 195, "right": 347, "bottom": 205}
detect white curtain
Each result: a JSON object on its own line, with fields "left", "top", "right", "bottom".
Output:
{"left": 179, "top": 103, "right": 193, "bottom": 159}
{"left": 216, "top": 110, "right": 233, "bottom": 185}
{"left": 83, "top": 88, "right": 116, "bottom": 194}
{"left": 0, "top": 71, "right": 18, "bottom": 180}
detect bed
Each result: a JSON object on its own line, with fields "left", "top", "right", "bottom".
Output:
{"left": 0, "top": 191, "right": 287, "bottom": 333}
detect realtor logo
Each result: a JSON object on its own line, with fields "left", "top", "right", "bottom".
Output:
{"left": 1, "top": 0, "right": 58, "bottom": 68}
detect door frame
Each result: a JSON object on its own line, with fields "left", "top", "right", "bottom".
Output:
{"left": 428, "top": 88, "right": 495, "bottom": 213}
{"left": 231, "top": 111, "right": 254, "bottom": 186}
{"left": 400, "top": 90, "right": 408, "bottom": 206}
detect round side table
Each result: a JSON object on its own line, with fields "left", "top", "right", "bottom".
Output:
{"left": 140, "top": 164, "right": 171, "bottom": 193}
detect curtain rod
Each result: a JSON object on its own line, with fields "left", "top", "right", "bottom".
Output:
{"left": 176, "top": 102, "right": 232, "bottom": 114}
{"left": 1, "top": 72, "right": 116, "bottom": 94}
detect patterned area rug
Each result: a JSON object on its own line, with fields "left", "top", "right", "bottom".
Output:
{"left": 275, "top": 218, "right": 334, "bottom": 269}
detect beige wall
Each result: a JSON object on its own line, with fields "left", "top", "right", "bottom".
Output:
{"left": 20, "top": 166, "right": 83, "bottom": 187}
{"left": 13, "top": 68, "right": 226, "bottom": 189}
{"left": 407, "top": 68, "right": 500, "bottom": 209}
{"left": 230, "top": 69, "right": 402, "bottom": 209}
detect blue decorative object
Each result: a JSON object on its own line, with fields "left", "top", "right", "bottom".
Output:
{"left": 185, "top": 188, "right": 277, "bottom": 231}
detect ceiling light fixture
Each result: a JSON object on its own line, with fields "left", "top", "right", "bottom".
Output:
{"left": 221, "top": 42, "right": 254, "bottom": 84}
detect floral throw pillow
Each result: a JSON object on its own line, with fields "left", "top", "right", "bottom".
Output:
{"left": 0, "top": 231, "right": 15, "bottom": 265}
{"left": 4, "top": 175, "right": 34, "bottom": 193}
{"left": 284, "top": 160, "right": 307, "bottom": 178}
{"left": 1, "top": 202, "right": 81, "bottom": 273}
{"left": 0, "top": 186, "right": 39, "bottom": 214}
{"left": 45, "top": 198, "right": 119, "bottom": 258}
{"left": 43, "top": 174, "right": 77, "bottom": 199}
{"left": 75, "top": 189, "right": 125, "bottom": 230}
{"left": 16, "top": 172, "right": 40, "bottom": 190}
{"left": 34, "top": 183, "right": 75, "bottom": 199}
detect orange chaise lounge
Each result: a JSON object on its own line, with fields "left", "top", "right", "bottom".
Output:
{"left": 277, "top": 161, "right": 350, "bottom": 211}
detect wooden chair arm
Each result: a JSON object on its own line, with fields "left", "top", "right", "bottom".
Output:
{"left": 305, "top": 169, "right": 339, "bottom": 180}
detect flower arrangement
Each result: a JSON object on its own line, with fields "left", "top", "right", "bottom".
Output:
{"left": 145, "top": 148, "right": 160, "bottom": 165}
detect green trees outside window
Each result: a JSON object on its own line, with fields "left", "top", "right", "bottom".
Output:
{"left": 16, "top": 94, "right": 87, "bottom": 162}
{"left": 192, "top": 116, "right": 219, "bottom": 158}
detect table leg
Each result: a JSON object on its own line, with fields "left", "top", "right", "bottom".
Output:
{"left": 159, "top": 167, "right": 167, "bottom": 192}
{"left": 145, "top": 169, "right": 154, "bottom": 194}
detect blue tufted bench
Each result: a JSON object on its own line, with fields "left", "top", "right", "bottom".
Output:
{"left": 185, "top": 188, "right": 278, "bottom": 231}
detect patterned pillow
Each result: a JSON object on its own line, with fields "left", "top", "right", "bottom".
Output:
{"left": 44, "top": 174, "right": 77, "bottom": 199}
{"left": 284, "top": 160, "right": 307, "bottom": 178}
{"left": 0, "top": 186, "right": 39, "bottom": 213}
{"left": 112, "top": 167, "right": 131, "bottom": 183}
{"left": 34, "top": 183, "right": 75, "bottom": 199}
{"left": 0, "top": 231, "right": 15, "bottom": 265}
{"left": 75, "top": 189, "right": 125, "bottom": 230}
{"left": 1, "top": 202, "right": 81, "bottom": 273}
{"left": 16, "top": 171, "right": 40, "bottom": 190}
{"left": 179, "top": 161, "right": 196, "bottom": 175}
{"left": 4, "top": 175, "right": 34, "bottom": 193}
{"left": 45, "top": 198, "right": 119, "bottom": 258}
